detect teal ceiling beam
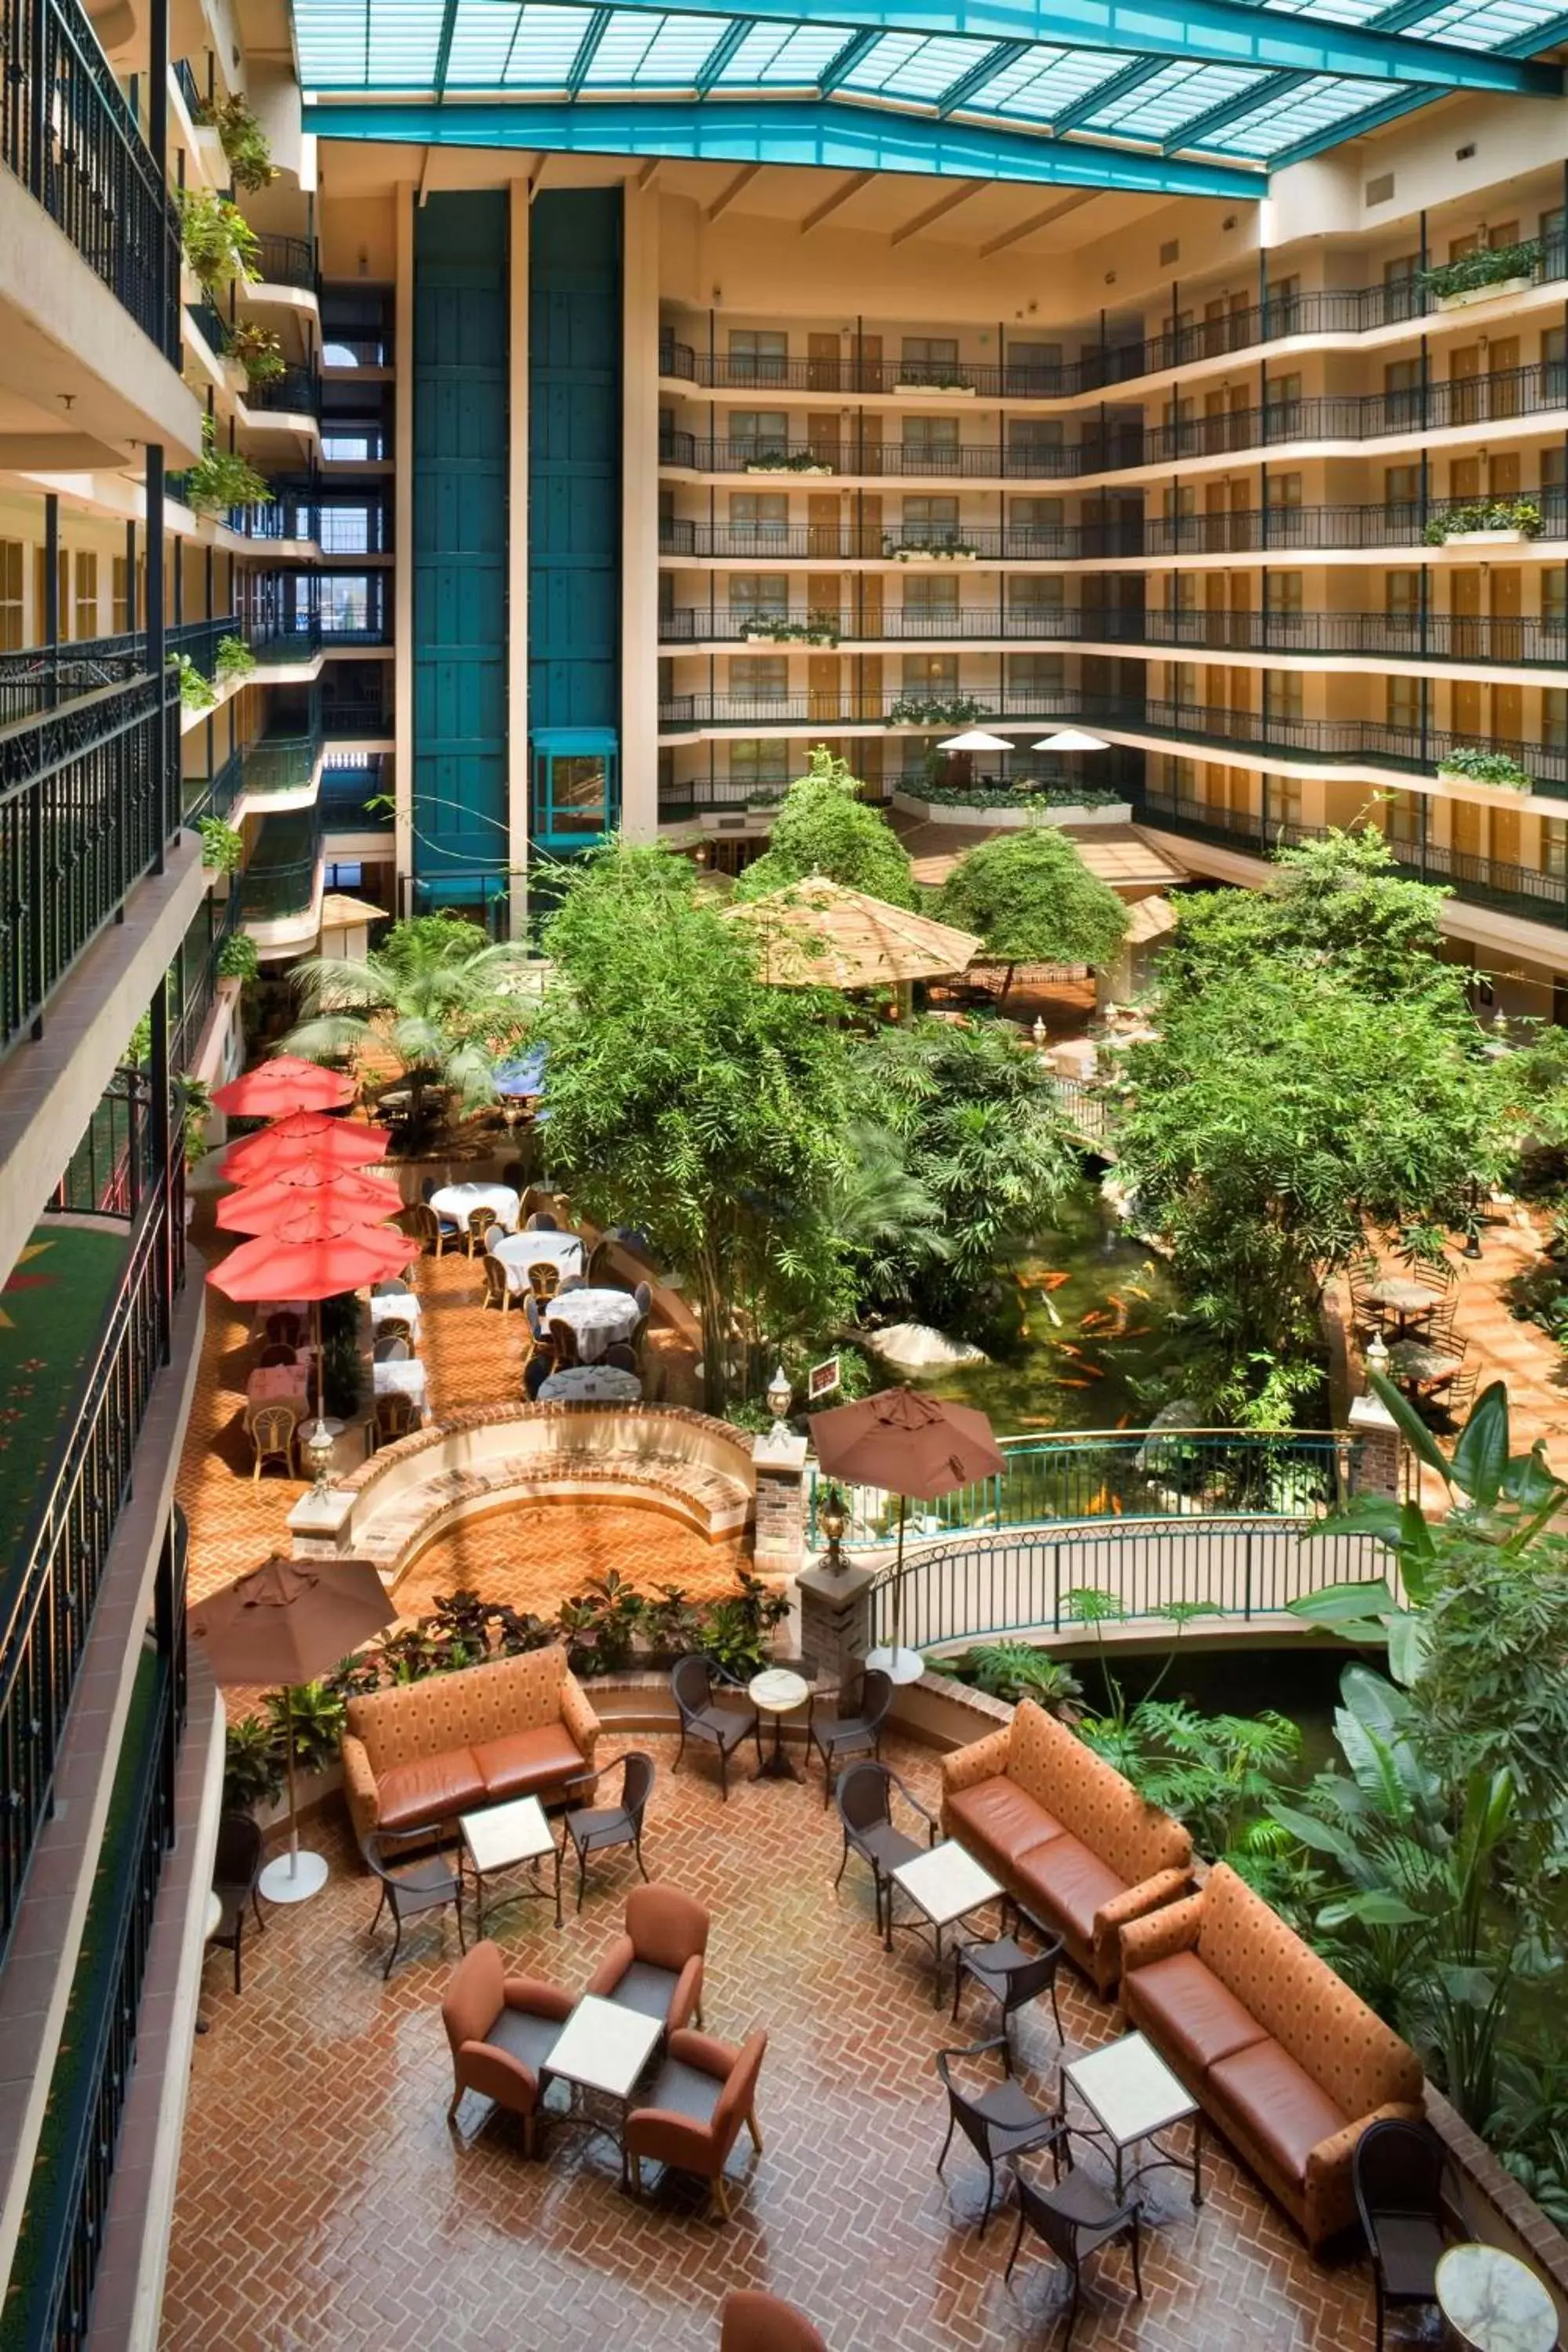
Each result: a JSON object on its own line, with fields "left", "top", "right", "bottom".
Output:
{"left": 934, "top": 38, "right": 1031, "bottom": 112}
{"left": 1164, "top": 67, "right": 1298, "bottom": 150}
{"left": 1264, "top": 82, "right": 1426, "bottom": 164}
{"left": 431, "top": 0, "right": 459, "bottom": 96}
{"left": 302, "top": 94, "right": 1269, "bottom": 193}
{"left": 818, "top": 28, "right": 882, "bottom": 89}
{"left": 566, "top": 8, "right": 615, "bottom": 93}
{"left": 322, "top": 0, "right": 1565, "bottom": 96}
{"left": 695, "top": 19, "right": 756, "bottom": 90}
{"left": 1050, "top": 53, "right": 1173, "bottom": 131}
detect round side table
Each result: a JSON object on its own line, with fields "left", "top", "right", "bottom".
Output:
{"left": 748, "top": 1668, "right": 811, "bottom": 1783}
{"left": 1436, "top": 2244, "right": 1559, "bottom": 2352}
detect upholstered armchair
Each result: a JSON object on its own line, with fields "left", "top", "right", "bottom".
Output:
{"left": 441, "top": 1940, "right": 575, "bottom": 2154}
{"left": 626, "top": 2027, "right": 768, "bottom": 2220}
{"left": 586, "top": 1882, "right": 710, "bottom": 2032}
{"left": 719, "top": 2290, "right": 829, "bottom": 2351}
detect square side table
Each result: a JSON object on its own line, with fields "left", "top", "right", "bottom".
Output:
{"left": 459, "top": 1793, "right": 561, "bottom": 1935}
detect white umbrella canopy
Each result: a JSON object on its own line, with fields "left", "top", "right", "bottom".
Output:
{"left": 1031, "top": 729, "right": 1110, "bottom": 752}
{"left": 938, "top": 728, "right": 1018, "bottom": 753}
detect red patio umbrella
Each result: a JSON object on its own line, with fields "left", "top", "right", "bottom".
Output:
{"left": 214, "top": 1165, "right": 407, "bottom": 1234}
{"left": 811, "top": 1387, "right": 1005, "bottom": 1682}
{"left": 208, "top": 1210, "right": 416, "bottom": 1432}
{"left": 211, "top": 1056, "right": 355, "bottom": 1118}
{"left": 223, "top": 1112, "right": 391, "bottom": 1183}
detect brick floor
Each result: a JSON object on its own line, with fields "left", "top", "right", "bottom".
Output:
{"left": 164, "top": 1730, "right": 1374, "bottom": 2352}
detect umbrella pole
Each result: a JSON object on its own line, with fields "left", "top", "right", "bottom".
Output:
{"left": 257, "top": 1687, "right": 332, "bottom": 1904}
{"left": 285, "top": 1706, "right": 299, "bottom": 1873}
{"left": 892, "top": 1494, "right": 906, "bottom": 1650}
{"left": 313, "top": 1298, "right": 324, "bottom": 1428}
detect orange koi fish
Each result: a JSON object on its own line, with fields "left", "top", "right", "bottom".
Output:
{"left": 1044, "top": 1271, "right": 1071, "bottom": 1290}
{"left": 1057, "top": 1377, "right": 1093, "bottom": 1388}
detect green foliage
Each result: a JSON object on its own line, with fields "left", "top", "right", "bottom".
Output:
{"left": 733, "top": 746, "right": 917, "bottom": 909}
{"left": 218, "top": 932, "right": 260, "bottom": 982}
{"left": 172, "top": 653, "right": 217, "bottom": 711}
{"left": 932, "top": 1642, "right": 1083, "bottom": 1715}
{"left": 907, "top": 783, "right": 1121, "bottom": 811}
{"left": 198, "top": 817, "right": 243, "bottom": 872}
{"left": 937, "top": 825, "right": 1129, "bottom": 990}
{"left": 1418, "top": 238, "right": 1541, "bottom": 298}
{"left": 181, "top": 1076, "right": 212, "bottom": 1167}
{"left": 283, "top": 917, "right": 534, "bottom": 1127}
{"left": 223, "top": 321, "right": 285, "bottom": 387}
{"left": 222, "top": 1713, "right": 285, "bottom": 1813}
{"left": 696, "top": 1570, "right": 792, "bottom": 1678}
{"left": 1080, "top": 1697, "right": 1307, "bottom": 1900}
{"left": 535, "top": 840, "right": 856, "bottom": 1410}
{"left": 321, "top": 1320, "right": 362, "bottom": 1419}
{"left": 849, "top": 1016, "right": 1076, "bottom": 1323}
{"left": 182, "top": 419, "right": 273, "bottom": 518}
{"left": 558, "top": 1570, "right": 646, "bottom": 1677}
{"left": 1423, "top": 497, "right": 1542, "bottom": 544}
{"left": 196, "top": 93, "right": 278, "bottom": 191}
{"left": 180, "top": 187, "right": 260, "bottom": 291}
{"left": 262, "top": 1680, "right": 347, "bottom": 1777}
{"left": 887, "top": 694, "right": 984, "bottom": 726}
{"left": 1439, "top": 746, "right": 1531, "bottom": 789}
{"left": 215, "top": 633, "right": 256, "bottom": 682}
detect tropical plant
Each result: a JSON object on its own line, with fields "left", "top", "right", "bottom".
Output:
{"left": 182, "top": 419, "right": 273, "bottom": 519}
{"left": 195, "top": 92, "right": 278, "bottom": 190}
{"left": 223, "top": 320, "right": 286, "bottom": 388}
{"left": 887, "top": 694, "right": 985, "bottom": 726}
{"left": 218, "top": 932, "right": 260, "bottom": 982}
{"left": 180, "top": 1076, "right": 212, "bottom": 1167}
{"left": 909, "top": 783, "right": 1121, "bottom": 811}
{"left": 743, "top": 449, "right": 833, "bottom": 473}
{"left": 262, "top": 1679, "right": 347, "bottom": 1776}
{"left": 732, "top": 746, "right": 917, "bottom": 908}
{"left": 222, "top": 1712, "right": 285, "bottom": 1813}
{"left": 282, "top": 916, "right": 535, "bottom": 1127}
{"left": 1423, "top": 497, "right": 1543, "bottom": 544}
{"left": 1418, "top": 238, "right": 1541, "bottom": 299}
{"left": 640, "top": 1584, "right": 707, "bottom": 1662}
{"left": 171, "top": 652, "right": 217, "bottom": 711}
{"left": 557, "top": 1570, "right": 646, "bottom": 1677}
{"left": 321, "top": 1319, "right": 362, "bottom": 1419}
{"left": 180, "top": 187, "right": 260, "bottom": 292}
{"left": 696, "top": 1570, "right": 791, "bottom": 1677}
{"left": 932, "top": 1642, "right": 1083, "bottom": 1715}
{"left": 215, "top": 633, "right": 256, "bottom": 681}
{"left": 1438, "top": 746, "right": 1531, "bottom": 789}
{"left": 1079, "top": 1697, "right": 1306, "bottom": 1898}
{"left": 198, "top": 817, "right": 243, "bottom": 872}
{"left": 936, "top": 825, "right": 1130, "bottom": 1000}
{"left": 534, "top": 840, "right": 856, "bottom": 1410}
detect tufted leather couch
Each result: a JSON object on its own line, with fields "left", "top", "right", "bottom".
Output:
{"left": 938, "top": 1698, "right": 1193, "bottom": 1992}
{"left": 343, "top": 1645, "right": 601, "bottom": 1844}
{"left": 1120, "top": 1861, "right": 1424, "bottom": 2248}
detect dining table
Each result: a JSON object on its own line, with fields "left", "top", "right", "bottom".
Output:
{"left": 245, "top": 1362, "right": 310, "bottom": 1422}
{"left": 536, "top": 1364, "right": 642, "bottom": 1404}
{"left": 372, "top": 1358, "right": 428, "bottom": 1416}
{"left": 490, "top": 1229, "right": 586, "bottom": 1294}
{"left": 1362, "top": 1277, "right": 1443, "bottom": 1338}
{"left": 368, "top": 1291, "right": 423, "bottom": 1342}
{"left": 1386, "top": 1338, "right": 1462, "bottom": 1394}
{"left": 543, "top": 1287, "right": 642, "bottom": 1364}
{"left": 428, "top": 1181, "right": 521, "bottom": 1235}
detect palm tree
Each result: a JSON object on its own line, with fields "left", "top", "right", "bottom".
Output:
{"left": 283, "top": 922, "right": 538, "bottom": 1128}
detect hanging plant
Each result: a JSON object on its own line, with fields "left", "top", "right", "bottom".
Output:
{"left": 224, "top": 321, "right": 286, "bottom": 390}
{"left": 215, "top": 633, "right": 257, "bottom": 682}
{"left": 183, "top": 417, "right": 273, "bottom": 518}
{"left": 194, "top": 93, "right": 278, "bottom": 193}
{"left": 180, "top": 187, "right": 260, "bottom": 294}
{"left": 170, "top": 652, "right": 217, "bottom": 711}
{"left": 217, "top": 932, "right": 260, "bottom": 982}
{"left": 198, "top": 816, "right": 244, "bottom": 872}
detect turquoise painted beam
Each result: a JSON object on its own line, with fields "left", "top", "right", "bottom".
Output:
{"left": 303, "top": 95, "right": 1272, "bottom": 192}
{"left": 696, "top": 19, "right": 756, "bottom": 92}
{"left": 818, "top": 29, "right": 882, "bottom": 90}
{"left": 1163, "top": 67, "right": 1303, "bottom": 151}
{"left": 302, "top": 0, "right": 1566, "bottom": 96}
{"left": 1050, "top": 53, "right": 1176, "bottom": 132}
{"left": 933, "top": 38, "right": 1031, "bottom": 114}
{"left": 566, "top": 9, "right": 615, "bottom": 93}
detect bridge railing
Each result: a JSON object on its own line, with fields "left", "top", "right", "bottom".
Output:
{"left": 867, "top": 1516, "right": 1388, "bottom": 1653}
{"left": 809, "top": 1428, "right": 1357, "bottom": 1552}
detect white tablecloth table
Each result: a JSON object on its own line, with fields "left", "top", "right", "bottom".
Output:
{"left": 372, "top": 1358, "right": 428, "bottom": 1415}
{"left": 542, "top": 1287, "right": 641, "bottom": 1363}
{"left": 368, "top": 1292, "right": 423, "bottom": 1341}
{"left": 491, "top": 1230, "right": 586, "bottom": 1294}
{"left": 537, "top": 1365, "right": 642, "bottom": 1404}
{"left": 429, "top": 1181, "right": 521, "bottom": 1235}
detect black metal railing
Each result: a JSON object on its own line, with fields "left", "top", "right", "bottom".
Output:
{"left": 320, "top": 753, "right": 390, "bottom": 830}
{"left": 166, "top": 612, "right": 240, "bottom": 680}
{"left": 0, "top": 0, "right": 181, "bottom": 357}
{"left": 242, "top": 728, "right": 321, "bottom": 799}
{"left": 170, "top": 888, "right": 238, "bottom": 1068}
{"left": 2, "top": 1112, "right": 184, "bottom": 1955}
{"left": 657, "top": 247, "right": 1568, "bottom": 402}
{"left": 182, "top": 743, "right": 242, "bottom": 827}
{"left": 241, "top": 364, "right": 319, "bottom": 417}
{"left": 49, "top": 1063, "right": 158, "bottom": 1214}
{"left": 250, "top": 615, "right": 322, "bottom": 663}
{"left": 0, "top": 670, "right": 180, "bottom": 1051}
{"left": 252, "top": 233, "right": 317, "bottom": 289}
{"left": 240, "top": 808, "right": 321, "bottom": 924}
{"left": 223, "top": 495, "right": 314, "bottom": 543}
{"left": 183, "top": 296, "right": 227, "bottom": 356}
{"left": 0, "top": 632, "right": 144, "bottom": 728}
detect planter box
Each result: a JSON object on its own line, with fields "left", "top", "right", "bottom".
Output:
{"left": 892, "top": 548, "right": 978, "bottom": 563}
{"left": 892, "top": 381, "right": 977, "bottom": 397}
{"left": 1443, "top": 528, "right": 1530, "bottom": 546}
{"left": 1435, "top": 276, "right": 1533, "bottom": 311}
{"left": 1436, "top": 764, "right": 1531, "bottom": 800}
{"left": 743, "top": 630, "right": 836, "bottom": 645}
{"left": 744, "top": 460, "right": 833, "bottom": 476}
{"left": 891, "top": 789, "right": 1133, "bottom": 829}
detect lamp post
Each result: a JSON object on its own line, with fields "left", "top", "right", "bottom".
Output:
{"left": 766, "top": 1363, "right": 793, "bottom": 1439}
{"left": 818, "top": 1483, "right": 848, "bottom": 1576}
{"left": 1364, "top": 1327, "right": 1392, "bottom": 1388}
{"left": 304, "top": 1416, "right": 336, "bottom": 1497}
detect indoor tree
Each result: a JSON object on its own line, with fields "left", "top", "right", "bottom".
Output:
{"left": 732, "top": 746, "right": 919, "bottom": 909}
{"left": 935, "top": 824, "right": 1128, "bottom": 1000}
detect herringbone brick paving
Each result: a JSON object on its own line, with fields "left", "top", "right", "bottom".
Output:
{"left": 165, "top": 1731, "right": 1375, "bottom": 2352}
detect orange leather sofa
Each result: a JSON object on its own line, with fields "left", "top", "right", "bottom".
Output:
{"left": 343, "top": 1645, "right": 601, "bottom": 1843}
{"left": 1119, "top": 1862, "right": 1424, "bottom": 2248}
{"left": 938, "top": 1698, "right": 1192, "bottom": 1992}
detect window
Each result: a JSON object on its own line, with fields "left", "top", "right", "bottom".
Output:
{"left": 0, "top": 542, "right": 21, "bottom": 652}
{"left": 111, "top": 554, "right": 130, "bottom": 634}
{"left": 1263, "top": 373, "right": 1302, "bottom": 442}
{"left": 1265, "top": 572, "right": 1303, "bottom": 615}
{"left": 1544, "top": 568, "right": 1566, "bottom": 627}
{"left": 1544, "top": 689, "right": 1568, "bottom": 753}
{"left": 1385, "top": 792, "right": 1418, "bottom": 853}
{"left": 729, "top": 574, "right": 789, "bottom": 620}
{"left": 1007, "top": 652, "right": 1062, "bottom": 699}
{"left": 1385, "top": 464, "right": 1421, "bottom": 515}
{"left": 902, "top": 416, "right": 960, "bottom": 457}
{"left": 321, "top": 505, "right": 374, "bottom": 554}
{"left": 1544, "top": 816, "right": 1567, "bottom": 880}
{"left": 325, "top": 860, "right": 365, "bottom": 889}
{"left": 902, "top": 575, "right": 959, "bottom": 620}
{"left": 1265, "top": 275, "right": 1301, "bottom": 332}
{"left": 728, "top": 492, "right": 788, "bottom": 539}
{"left": 902, "top": 653, "right": 958, "bottom": 692}
{"left": 322, "top": 576, "right": 370, "bottom": 633}
{"left": 1264, "top": 670, "right": 1303, "bottom": 723}
{"left": 1272, "top": 474, "right": 1303, "bottom": 510}
{"left": 1265, "top": 372, "right": 1302, "bottom": 406}
{"left": 899, "top": 337, "right": 960, "bottom": 383}
{"left": 1385, "top": 570, "right": 1421, "bottom": 619}
{"left": 534, "top": 747, "right": 618, "bottom": 840}
{"left": 902, "top": 496, "right": 959, "bottom": 534}
{"left": 729, "top": 655, "right": 788, "bottom": 700}
{"left": 321, "top": 433, "right": 381, "bottom": 460}
{"left": 71, "top": 554, "right": 97, "bottom": 641}
{"left": 1387, "top": 676, "right": 1421, "bottom": 731}
{"left": 34, "top": 546, "right": 67, "bottom": 641}
{"left": 1168, "top": 662, "right": 1197, "bottom": 705}
{"left": 728, "top": 329, "right": 787, "bottom": 385}
{"left": 1008, "top": 496, "right": 1061, "bottom": 529}
{"left": 1271, "top": 771, "right": 1304, "bottom": 831}
{"left": 1007, "top": 418, "right": 1063, "bottom": 452}
{"left": 730, "top": 412, "right": 789, "bottom": 459}
{"left": 1544, "top": 447, "right": 1566, "bottom": 496}
{"left": 729, "top": 739, "right": 789, "bottom": 797}
{"left": 1007, "top": 575, "right": 1063, "bottom": 613}
{"left": 1544, "top": 325, "right": 1566, "bottom": 405}
{"left": 1004, "top": 342, "right": 1062, "bottom": 395}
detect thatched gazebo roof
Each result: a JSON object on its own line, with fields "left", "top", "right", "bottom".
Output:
{"left": 723, "top": 875, "right": 981, "bottom": 990}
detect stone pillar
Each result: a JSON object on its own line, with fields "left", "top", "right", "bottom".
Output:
{"left": 797, "top": 1559, "right": 878, "bottom": 1688}
{"left": 287, "top": 1486, "right": 358, "bottom": 1559}
{"left": 1348, "top": 1390, "right": 1403, "bottom": 1500}
{"left": 750, "top": 1431, "right": 808, "bottom": 1576}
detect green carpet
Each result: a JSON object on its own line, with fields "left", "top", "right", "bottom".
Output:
{"left": 0, "top": 1224, "right": 129, "bottom": 1596}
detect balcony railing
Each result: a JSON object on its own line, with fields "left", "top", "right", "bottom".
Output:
{"left": 250, "top": 616, "right": 322, "bottom": 663}
{"left": 659, "top": 491, "right": 1568, "bottom": 565}
{"left": 660, "top": 368, "right": 1568, "bottom": 481}
{"left": 661, "top": 604, "right": 1568, "bottom": 667}
{"left": 224, "top": 496, "right": 315, "bottom": 543}
{"left": 182, "top": 742, "right": 242, "bottom": 826}
{"left": 321, "top": 753, "right": 390, "bottom": 830}
{"left": 657, "top": 246, "right": 1568, "bottom": 402}
{"left": 240, "top": 809, "right": 321, "bottom": 924}
{"left": 658, "top": 749, "right": 1146, "bottom": 816}
{"left": 241, "top": 364, "right": 319, "bottom": 418}
{"left": 242, "top": 728, "right": 321, "bottom": 799}
{"left": 170, "top": 888, "right": 238, "bottom": 1069}
{"left": 252, "top": 234, "right": 317, "bottom": 290}
{"left": 183, "top": 296, "right": 227, "bottom": 356}
{"left": 0, "top": 0, "right": 181, "bottom": 358}
{"left": 0, "top": 669, "right": 180, "bottom": 1051}
{"left": 1, "top": 1095, "right": 184, "bottom": 1955}
{"left": 1138, "top": 788, "right": 1568, "bottom": 932}
{"left": 167, "top": 612, "right": 240, "bottom": 681}
{"left": 0, "top": 631, "right": 145, "bottom": 728}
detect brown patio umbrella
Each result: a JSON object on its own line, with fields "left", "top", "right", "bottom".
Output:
{"left": 810, "top": 1387, "right": 1005, "bottom": 1682}
{"left": 191, "top": 1554, "right": 395, "bottom": 1903}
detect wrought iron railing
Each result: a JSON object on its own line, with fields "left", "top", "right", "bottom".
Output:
{"left": 1, "top": 1117, "right": 184, "bottom": 1954}
{"left": 253, "top": 233, "right": 317, "bottom": 289}
{"left": 0, "top": 633, "right": 144, "bottom": 727}
{"left": 167, "top": 612, "right": 240, "bottom": 680}
{"left": 321, "top": 753, "right": 390, "bottom": 829}
{"left": 1050, "top": 1075, "right": 1116, "bottom": 1150}
{"left": 657, "top": 249, "right": 1568, "bottom": 401}
{"left": 242, "top": 728, "right": 321, "bottom": 800}
{"left": 0, "top": 0, "right": 181, "bottom": 357}
{"left": 0, "top": 670, "right": 180, "bottom": 1051}
{"left": 250, "top": 616, "right": 322, "bottom": 663}
{"left": 183, "top": 296, "right": 227, "bottom": 357}
{"left": 240, "top": 809, "right": 321, "bottom": 924}
{"left": 241, "top": 364, "right": 319, "bottom": 417}
{"left": 865, "top": 1517, "right": 1387, "bottom": 1653}
{"left": 182, "top": 743, "right": 243, "bottom": 827}
{"left": 170, "top": 888, "right": 238, "bottom": 1069}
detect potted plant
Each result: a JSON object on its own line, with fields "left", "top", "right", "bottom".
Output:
{"left": 194, "top": 93, "right": 278, "bottom": 192}
{"left": 222, "top": 1713, "right": 285, "bottom": 1813}
{"left": 172, "top": 653, "right": 217, "bottom": 712}
{"left": 743, "top": 450, "right": 834, "bottom": 476}
{"left": 216, "top": 633, "right": 257, "bottom": 683}
{"left": 198, "top": 815, "right": 245, "bottom": 871}
{"left": 1423, "top": 496, "right": 1543, "bottom": 547}
{"left": 1418, "top": 237, "right": 1541, "bottom": 310}
{"left": 887, "top": 693, "right": 985, "bottom": 727}
{"left": 886, "top": 535, "right": 978, "bottom": 562}
{"left": 1436, "top": 745, "right": 1533, "bottom": 792}
{"left": 892, "top": 369, "right": 976, "bottom": 395}
{"left": 180, "top": 419, "right": 273, "bottom": 518}
{"left": 218, "top": 932, "right": 260, "bottom": 982}
{"left": 180, "top": 187, "right": 261, "bottom": 295}
{"left": 224, "top": 321, "right": 286, "bottom": 391}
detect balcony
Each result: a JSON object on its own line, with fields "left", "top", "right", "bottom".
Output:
{"left": 0, "top": 631, "right": 147, "bottom": 729}
{"left": 240, "top": 808, "right": 322, "bottom": 933}
{"left": 167, "top": 612, "right": 241, "bottom": 682}
{"left": 1, "top": 0, "right": 180, "bottom": 360}
{"left": 241, "top": 728, "right": 323, "bottom": 805}
{"left": 251, "top": 615, "right": 323, "bottom": 665}
{"left": 659, "top": 251, "right": 1568, "bottom": 400}
{"left": 252, "top": 234, "right": 318, "bottom": 292}
{"left": 659, "top": 747, "right": 1146, "bottom": 818}
{"left": 182, "top": 743, "right": 242, "bottom": 826}
{"left": 0, "top": 669, "right": 181, "bottom": 1054}
{"left": 1138, "top": 788, "right": 1568, "bottom": 934}
{"left": 320, "top": 753, "right": 391, "bottom": 832}
{"left": 169, "top": 888, "right": 239, "bottom": 1068}
{"left": 659, "top": 367, "right": 1568, "bottom": 483}
{"left": 241, "top": 365, "right": 320, "bottom": 419}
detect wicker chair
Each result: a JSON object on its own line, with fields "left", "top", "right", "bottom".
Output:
{"left": 805, "top": 1668, "right": 892, "bottom": 1805}
{"left": 1004, "top": 2129, "right": 1143, "bottom": 2345}
{"left": 402, "top": 1201, "right": 455, "bottom": 1258}
{"left": 373, "top": 1334, "right": 410, "bottom": 1363}
{"left": 935, "top": 2038, "right": 1059, "bottom": 2238}
{"left": 250, "top": 1404, "right": 298, "bottom": 1485}
{"left": 527, "top": 1259, "right": 561, "bottom": 1303}
{"left": 524, "top": 1207, "right": 559, "bottom": 1232}
{"left": 372, "top": 1392, "right": 419, "bottom": 1450}
{"left": 256, "top": 1342, "right": 298, "bottom": 1367}
{"left": 1354, "top": 2117, "right": 1472, "bottom": 2352}
{"left": 264, "top": 1311, "right": 303, "bottom": 1349}
{"left": 524, "top": 1292, "right": 556, "bottom": 1363}
{"left": 481, "top": 1254, "right": 512, "bottom": 1313}
{"left": 209, "top": 1812, "right": 267, "bottom": 1996}
{"left": 372, "top": 1277, "right": 412, "bottom": 1297}
{"left": 466, "top": 1205, "right": 497, "bottom": 1258}
{"left": 670, "top": 1656, "right": 760, "bottom": 1800}
{"left": 951, "top": 1907, "right": 1065, "bottom": 2067}
{"left": 376, "top": 1315, "right": 416, "bottom": 1348}
{"left": 362, "top": 1828, "right": 466, "bottom": 1978}
{"left": 547, "top": 1314, "right": 582, "bottom": 1370}
{"left": 833, "top": 1760, "right": 935, "bottom": 1934}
